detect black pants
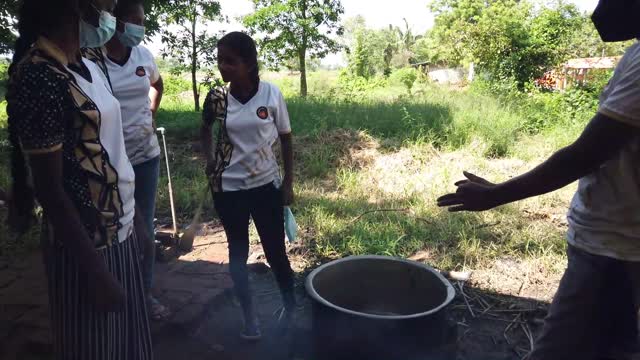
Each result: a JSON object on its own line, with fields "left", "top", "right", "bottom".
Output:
{"left": 214, "top": 182, "right": 294, "bottom": 305}
{"left": 529, "top": 245, "right": 640, "bottom": 360}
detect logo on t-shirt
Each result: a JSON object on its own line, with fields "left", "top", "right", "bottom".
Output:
{"left": 256, "top": 106, "right": 269, "bottom": 120}
{"left": 135, "top": 66, "right": 146, "bottom": 77}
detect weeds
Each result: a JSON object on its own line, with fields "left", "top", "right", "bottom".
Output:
{"left": 0, "top": 70, "right": 586, "bottom": 275}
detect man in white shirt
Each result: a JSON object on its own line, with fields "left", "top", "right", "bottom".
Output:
{"left": 438, "top": 1, "right": 640, "bottom": 358}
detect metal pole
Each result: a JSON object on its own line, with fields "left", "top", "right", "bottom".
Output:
{"left": 157, "top": 127, "right": 178, "bottom": 236}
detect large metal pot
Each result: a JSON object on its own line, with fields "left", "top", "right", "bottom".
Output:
{"left": 305, "top": 255, "right": 457, "bottom": 360}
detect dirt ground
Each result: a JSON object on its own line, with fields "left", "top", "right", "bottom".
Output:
{"left": 154, "top": 271, "right": 549, "bottom": 360}
{"left": 0, "top": 224, "right": 558, "bottom": 360}
{"left": 150, "top": 227, "right": 555, "bottom": 360}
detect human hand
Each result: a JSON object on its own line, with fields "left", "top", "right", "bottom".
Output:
{"left": 205, "top": 158, "right": 216, "bottom": 177}
{"left": 90, "top": 271, "right": 126, "bottom": 313}
{"left": 282, "top": 180, "right": 294, "bottom": 206}
{"left": 437, "top": 171, "right": 502, "bottom": 212}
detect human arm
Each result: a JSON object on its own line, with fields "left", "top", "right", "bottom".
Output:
{"left": 147, "top": 50, "right": 163, "bottom": 129}
{"left": 12, "top": 64, "right": 125, "bottom": 311}
{"left": 201, "top": 91, "right": 216, "bottom": 175}
{"left": 280, "top": 133, "right": 294, "bottom": 205}
{"left": 150, "top": 75, "right": 163, "bottom": 129}
{"left": 437, "top": 112, "right": 637, "bottom": 212}
{"left": 29, "top": 151, "right": 126, "bottom": 311}
{"left": 133, "top": 204, "right": 152, "bottom": 262}
{"left": 439, "top": 49, "right": 640, "bottom": 213}
{"left": 274, "top": 87, "right": 294, "bottom": 205}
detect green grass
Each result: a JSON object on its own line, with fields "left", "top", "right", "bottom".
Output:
{"left": 0, "top": 70, "right": 585, "bottom": 274}
{"left": 291, "top": 132, "right": 571, "bottom": 270}
{"left": 152, "top": 71, "right": 579, "bottom": 273}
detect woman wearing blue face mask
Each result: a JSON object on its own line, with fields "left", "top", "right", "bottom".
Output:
{"left": 7, "top": 0, "right": 152, "bottom": 359}
{"left": 84, "top": 0, "right": 168, "bottom": 321}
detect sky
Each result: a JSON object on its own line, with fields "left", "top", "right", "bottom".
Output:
{"left": 146, "top": 0, "right": 600, "bottom": 65}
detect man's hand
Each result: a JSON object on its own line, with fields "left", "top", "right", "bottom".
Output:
{"left": 437, "top": 171, "right": 502, "bottom": 212}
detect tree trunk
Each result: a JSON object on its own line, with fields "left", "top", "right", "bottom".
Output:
{"left": 192, "top": 62, "right": 199, "bottom": 111}
{"left": 299, "top": 47, "right": 307, "bottom": 98}
{"left": 191, "top": 11, "right": 200, "bottom": 111}
{"left": 299, "top": 0, "right": 308, "bottom": 98}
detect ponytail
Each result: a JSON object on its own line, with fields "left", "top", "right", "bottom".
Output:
{"left": 250, "top": 65, "right": 260, "bottom": 89}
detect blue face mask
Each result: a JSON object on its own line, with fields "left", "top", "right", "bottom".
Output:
{"left": 116, "top": 22, "right": 145, "bottom": 47}
{"left": 79, "top": 9, "right": 116, "bottom": 48}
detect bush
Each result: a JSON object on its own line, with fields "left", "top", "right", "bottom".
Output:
{"left": 333, "top": 70, "right": 388, "bottom": 102}
{"left": 162, "top": 73, "right": 191, "bottom": 97}
{"left": 0, "top": 60, "right": 9, "bottom": 101}
{"left": 272, "top": 75, "right": 298, "bottom": 98}
{"left": 574, "top": 69, "right": 612, "bottom": 95}
{"left": 390, "top": 67, "right": 418, "bottom": 94}
{"left": 0, "top": 61, "right": 8, "bottom": 80}
{"left": 471, "top": 77, "right": 598, "bottom": 134}
{"left": 307, "top": 71, "right": 339, "bottom": 97}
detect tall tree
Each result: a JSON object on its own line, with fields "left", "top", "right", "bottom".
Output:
{"left": 565, "top": 16, "right": 632, "bottom": 58}
{"left": 397, "top": 18, "right": 420, "bottom": 52}
{"left": 420, "top": 0, "right": 601, "bottom": 86}
{"left": 158, "top": 0, "right": 223, "bottom": 111}
{"left": 342, "top": 15, "right": 366, "bottom": 49}
{"left": 1, "top": 0, "right": 164, "bottom": 54}
{"left": 349, "top": 28, "right": 380, "bottom": 78}
{"left": 244, "top": 0, "right": 344, "bottom": 97}
{"left": 0, "top": 1, "right": 17, "bottom": 55}
{"left": 382, "top": 25, "right": 400, "bottom": 76}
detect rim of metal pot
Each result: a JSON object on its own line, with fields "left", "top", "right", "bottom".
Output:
{"left": 305, "top": 255, "right": 456, "bottom": 320}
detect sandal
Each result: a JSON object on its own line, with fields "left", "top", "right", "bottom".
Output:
{"left": 240, "top": 317, "right": 262, "bottom": 341}
{"left": 148, "top": 296, "right": 172, "bottom": 321}
{"left": 274, "top": 306, "right": 296, "bottom": 335}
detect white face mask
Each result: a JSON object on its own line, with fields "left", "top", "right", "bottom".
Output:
{"left": 116, "top": 22, "right": 145, "bottom": 47}
{"left": 79, "top": 9, "right": 116, "bottom": 48}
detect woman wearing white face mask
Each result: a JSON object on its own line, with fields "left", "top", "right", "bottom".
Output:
{"left": 84, "top": 0, "right": 168, "bottom": 321}
{"left": 7, "top": 0, "right": 152, "bottom": 359}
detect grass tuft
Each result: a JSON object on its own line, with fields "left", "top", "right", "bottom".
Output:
{"left": 0, "top": 71, "right": 583, "bottom": 276}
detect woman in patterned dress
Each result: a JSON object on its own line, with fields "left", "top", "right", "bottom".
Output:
{"left": 6, "top": 0, "right": 153, "bottom": 359}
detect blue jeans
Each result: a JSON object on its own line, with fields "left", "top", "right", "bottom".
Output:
{"left": 133, "top": 156, "right": 160, "bottom": 294}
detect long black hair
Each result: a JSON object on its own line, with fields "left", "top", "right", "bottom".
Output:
{"left": 114, "top": 0, "right": 144, "bottom": 19}
{"left": 6, "top": 0, "right": 80, "bottom": 233}
{"left": 217, "top": 32, "right": 260, "bottom": 87}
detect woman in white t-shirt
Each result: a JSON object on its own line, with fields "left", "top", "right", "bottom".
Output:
{"left": 96, "top": 0, "right": 168, "bottom": 320}
{"left": 201, "top": 32, "right": 296, "bottom": 340}
{"left": 7, "top": 0, "right": 152, "bottom": 358}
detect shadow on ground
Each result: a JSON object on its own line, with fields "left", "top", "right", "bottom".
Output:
{"left": 150, "top": 264, "right": 549, "bottom": 360}
{"left": 0, "top": 226, "right": 551, "bottom": 360}
{"left": 161, "top": 264, "right": 548, "bottom": 360}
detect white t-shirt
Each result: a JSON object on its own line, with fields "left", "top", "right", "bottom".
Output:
{"left": 104, "top": 45, "right": 161, "bottom": 166}
{"left": 221, "top": 81, "right": 291, "bottom": 191}
{"left": 67, "top": 58, "right": 136, "bottom": 242}
{"left": 567, "top": 41, "right": 640, "bottom": 261}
